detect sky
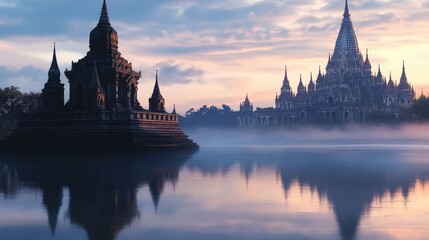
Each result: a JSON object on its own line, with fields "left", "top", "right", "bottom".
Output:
{"left": 0, "top": 0, "right": 429, "bottom": 114}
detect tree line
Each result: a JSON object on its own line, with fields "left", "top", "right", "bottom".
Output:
{"left": 0, "top": 86, "right": 39, "bottom": 139}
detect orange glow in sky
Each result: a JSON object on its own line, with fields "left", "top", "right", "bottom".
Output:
{"left": 0, "top": 0, "right": 428, "bottom": 114}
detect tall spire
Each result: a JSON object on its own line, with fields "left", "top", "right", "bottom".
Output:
{"left": 388, "top": 71, "right": 394, "bottom": 86}
{"left": 376, "top": 64, "right": 382, "bottom": 79}
{"left": 98, "top": 0, "right": 111, "bottom": 26}
{"left": 153, "top": 69, "right": 161, "bottom": 95}
{"left": 283, "top": 65, "right": 290, "bottom": 87}
{"left": 48, "top": 43, "right": 60, "bottom": 79}
{"left": 400, "top": 60, "right": 408, "bottom": 85}
{"left": 172, "top": 104, "right": 177, "bottom": 114}
{"left": 149, "top": 69, "right": 166, "bottom": 113}
{"left": 344, "top": 0, "right": 350, "bottom": 18}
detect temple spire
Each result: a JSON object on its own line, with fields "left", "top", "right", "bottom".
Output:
{"left": 172, "top": 104, "right": 176, "bottom": 114}
{"left": 48, "top": 43, "right": 60, "bottom": 79}
{"left": 149, "top": 69, "right": 166, "bottom": 113}
{"left": 283, "top": 65, "right": 290, "bottom": 87}
{"left": 400, "top": 60, "right": 408, "bottom": 85}
{"left": 153, "top": 69, "right": 161, "bottom": 95}
{"left": 98, "top": 0, "right": 111, "bottom": 26}
{"left": 344, "top": 0, "right": 350, "bottom": 18}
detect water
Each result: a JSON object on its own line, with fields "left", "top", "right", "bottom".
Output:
{"left": 1, "top": 127, "right": 429, "bottom": 240}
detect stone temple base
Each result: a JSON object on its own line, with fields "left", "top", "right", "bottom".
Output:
{"left": 0, "top": 111, "right": 198, "bottom": 150}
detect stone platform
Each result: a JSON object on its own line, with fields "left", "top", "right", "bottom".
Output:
{"left": 0, "top": 110, "right": 198, "bottom": 150}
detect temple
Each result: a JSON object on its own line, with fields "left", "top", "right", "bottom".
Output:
{"left": 1, "top": 0, "right": 197, "bottom": 149}
{"left": 238, "top": 0, "right": 415, "bottom": 127}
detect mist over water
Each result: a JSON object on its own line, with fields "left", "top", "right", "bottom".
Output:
{"left": 185, "top": 123, "right": 429, "bottom": 147}
{"left": 1, "top": 124, "right": 429, "bottom": 240}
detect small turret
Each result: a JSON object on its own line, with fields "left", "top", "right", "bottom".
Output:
{"left": 41, "top": 44, "right": 65, "bottom": 111}
{"left": 149, "top": 70, "right": 166, "bottom": 113}
{"left": 308, "top": 73, "right": 315, "bottom": 95}
{"left": 399, "top": 61, "right": 408, "bottom": 87}
{"left": 297, "top": 74, "right": 305, "bottom": 94}
{"left": 282, "top": 65, "right": 290, "bottom": 88}
{"left": 172, "top": 104, "right": 177, "bottom": 115}
{"left": 240, "top": 93, "right": 253, "bottom": 112}
{"left": 387, "top": 72, "right": 395, "bottom": 91}
{"left": 363, "top": 49, "right": 372, "bottom": 76}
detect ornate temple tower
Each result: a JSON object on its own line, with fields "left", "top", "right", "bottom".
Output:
{"left": 149, "top": 70, "right": 166, "bottom": 113}
{"left": 397, "top": 62, "right": 414, "bottom": 107}
{"left": 65, "top": 0, "right": 141, "bottom": 111}
{"left": 327, "top": 0, "right": 364, "bottom": 78}
{"left": 41, "top": 45, "right": 64, "bottom": 111}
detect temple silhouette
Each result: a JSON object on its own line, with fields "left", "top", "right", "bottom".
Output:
{"left": 239, "top": 0, "right": 415, "bottom": 127}
{"left": 0, "top": 0, "right": 197, "bottom": 149}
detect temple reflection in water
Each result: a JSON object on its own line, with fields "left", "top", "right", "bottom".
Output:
{"left": 0, "top": 150, "right": 192, "bottom": 240}
{"left": 186, "top": 147, "right": 429, "bottom": 240}
{"left": 1, "top": 145, "right": 429, "bottom": 240}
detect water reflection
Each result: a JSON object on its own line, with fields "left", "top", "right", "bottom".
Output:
{"left": 186, "top": 146, "right": 429, "bottom": 240}
{"left": 1, "top": 145, "right": 429, "bottom": 240}
{"left": 0, "top": 150, "right": 194, "bottom": 240}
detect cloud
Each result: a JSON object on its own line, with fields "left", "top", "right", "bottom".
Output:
{"left": 147, "top": 61, "right": 205, "bottom": 85}
{"left": 0, "top": 0, "right": 428, "bottom": 113}
{"left": 0, "top": 66, "right": 46, "bottom": 92}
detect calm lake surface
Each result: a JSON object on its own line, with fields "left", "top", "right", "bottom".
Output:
{"left": 1, "top": 126, "right": 429, "bottom": 240}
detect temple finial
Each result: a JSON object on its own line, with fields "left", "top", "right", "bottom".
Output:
{"left": 98, "top": 0, "right": 110, "bottom": 25}
{"left": 172, "top": 104, "right": 177, "bottom": 114}
{"left": 48, "top": 43, "right": 60, "bottom": 79}
{"left": 344, "top": 0, "right": 350, "bottom": 18}
{"left": 153, "top": 69, "right": 161, "bottom": 95}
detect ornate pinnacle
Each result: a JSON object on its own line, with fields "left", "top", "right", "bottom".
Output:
{"left": 344, "top": 0, "right": 350, "bottom": 18}
{"left": 98, "top": 0, "right": 111, "bottom": 26}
